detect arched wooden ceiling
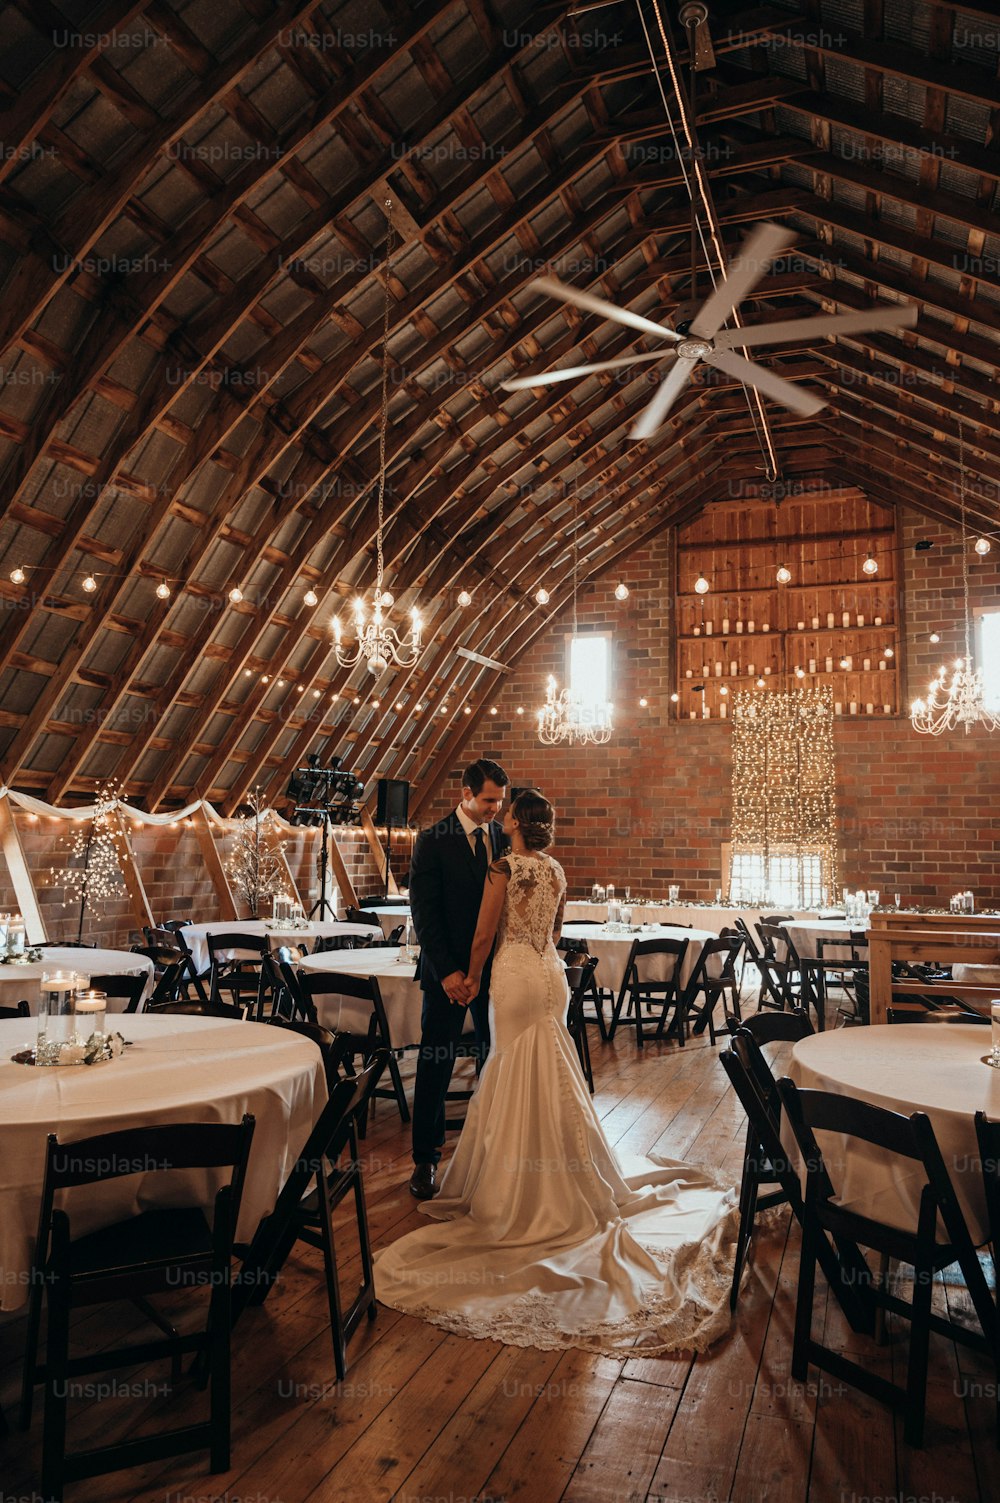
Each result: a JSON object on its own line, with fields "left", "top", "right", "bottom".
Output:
{"left": 0, "top": 0, "right": 997, "bottom": 816}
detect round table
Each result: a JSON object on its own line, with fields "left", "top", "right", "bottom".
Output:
{"left": 782, "top": 918, "right": 861, "bottom": 963}
{"left": 565, "top": 901, "right": 823, "bottom": 934}
{"left": 787, "top": 1024, "right": 1000, "bottom": 1243}
{"left": 296, "top": 946, "right": 473, "bottom": 1047}
{"left": 181, "top": 919, "right": 380, "bottom": 973}
{"left": 560, "top": 923, "right": 719, "bottom": 995}
{"left": 366, "top": 904, "right": 412, "bottom": 938}
{"left": 0, "top": 948, "right": 155, "bottom": 1012}
{"left": 0, "top": 1013, "right": 327, "bottom": 1311}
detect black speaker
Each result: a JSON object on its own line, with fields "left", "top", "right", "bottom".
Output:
{"left": 376, "top": 777, "right": 409, "bottom": 825}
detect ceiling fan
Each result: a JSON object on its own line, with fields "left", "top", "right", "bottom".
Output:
{"left": 500, "top": 221, "right": 918, "bottom": 439}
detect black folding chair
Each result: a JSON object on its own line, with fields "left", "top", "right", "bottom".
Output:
{"left": 609, "top": 937, "right": 690, "bottom": 1048}
{"left": 207, "top": 932, "right": 269, "bottom": 1019}
{"left": 87, "top": 972, "right": 147, "bottom": 1014}
{"left": 734, "top": 917, "right": 784, "bottom": 1012}
{"left": 298, "top": 971, "right": 409, "bottom": 1134}
{"left": 0, "top": 1000, "right": 30, "bottom": 1019}
{"left": 346, "top": 906, "right": 380, "bottom": 929}
{"left": 557, "top": 936, "right": 608, "bottom": 1039}
{"left": 21, "top": 1116, "right": 255, "bottom": 1498}
{"left": 565, "top": 958, "right": 598, "bottom": 1093}
{"left": 686, "top": 934, "right": 742, "bottom": 1043}
{"left": 778, "top": 1078, "right": 998, "bottom": 1446}
{"left": 158, "top": 923, "right": 210, "bottom": 1004}
{"left": 130, "top": 940, "right": 188, "bottom": 1005}
{"left": 234, "top": 1053, "right": 388, "bottom": 1379}
{"left": 151, "top": 999, "right": 250, "bottom": 1022}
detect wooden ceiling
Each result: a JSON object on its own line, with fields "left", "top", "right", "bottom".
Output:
{"left": 0, "top": 0, "right": 997, "bottom": 816}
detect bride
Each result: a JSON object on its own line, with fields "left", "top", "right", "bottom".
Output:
{"left": 373, "top": 790, "right": 739, "bottom": 1355}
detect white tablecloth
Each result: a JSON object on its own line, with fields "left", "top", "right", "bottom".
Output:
{"left": 0, "top": 948, "right": 155, "bottom": 1012}
{"left": 296, "top": 947, "right": 473, "bottom": 1047}
{"left": 953, "top": 965, "right": 1000, "bottom": 988}
{"left": 182, "top": 919, "right": 380, "bottom": 973}
{"left": 0, "top": 1013, "right": 327, "bottom": 1311}
{"left": 787, "top": 1025, "right": 998, "bottom": 1243}
{"left": 561, "top": 924, "right": 720, "bottom": 995}
{"left": 367, "top": 905, "right": 412, "bottom": 938}
{"left": 565, "top": 902, "right": 821, "bottom": 935}
{"left": 782, "top": 919, "right": 864, "bottom": 964}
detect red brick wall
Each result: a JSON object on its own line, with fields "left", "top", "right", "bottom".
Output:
{"left": 425, "top": 507, "right": 1000, "bottom": 907}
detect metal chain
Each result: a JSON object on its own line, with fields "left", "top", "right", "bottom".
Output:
{"left": 375, "top": 198, "right": 395, "bottom": 595}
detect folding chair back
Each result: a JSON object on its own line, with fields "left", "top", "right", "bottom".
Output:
{"left": 609, "top": 936, "right": 690, "bottom": 1048}
{"left": 88, "top": 972, "right": 147, "bottom": 1014}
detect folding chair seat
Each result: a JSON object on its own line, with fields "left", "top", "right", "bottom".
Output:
{"left": 778, "top": 1079, "right": 998, "bottom": 1446}
{"left": 609, "top": 937, "right": 690, "bottom": 1048}
{"left": 20, "top": 1116, "right": 255, "bottom": 1498}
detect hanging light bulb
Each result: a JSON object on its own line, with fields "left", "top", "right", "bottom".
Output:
{"left": 535, "top": 587, "right": 550, "bottom": 605}
{"left": 883, "top": 646, "right": 894, "bottom": 659}
{"left": 229, "top": 586, "right": 243, "bottom": 604}
{"left": 615, "top": 582, "right": 630, "bottom": 601}
{"left": 974, "top": 537, "right": 991, "bottom": 556}
{"left": 10, "top": 566, "right": 25, "bottom": 584}
{"left": 756, "top": 677, "right": 765, "bottom": 688}
{"left": 639, "top": 696, "right": 648, "bottom": 706}
{"left": 670, "top": 692, "right": 679, "bottom": 703}
{"left": 333, "top": 200, "right": 424, "bottom": 676}
{"left": 862, "top": 553, "right": 879, "bottom": 576}
{"left": 795, "top": 666, "right": 805, "bottom": 679}
{"left": 156, "top": 580, "right": 171, "bottom": 600}
{"left": 457, "top": 589, "right": 472, "bottom": 607}
{"left": 694, "top": 575, "right": 710, "bottom": 595}
{"left": 82, "top": 574, "right": 97, "bottom": 593}
{"left": 929, "top": 632, "right": 940, "bottom": 644}
{"left": 776, "top": 565, "right": 792, "bottom": 584}
{"left": 303, "top": 588, "right": 318, "bottom": 607}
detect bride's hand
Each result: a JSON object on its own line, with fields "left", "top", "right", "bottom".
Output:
{"left": 460, "top": 974, "right": 480, "bottom": 1004}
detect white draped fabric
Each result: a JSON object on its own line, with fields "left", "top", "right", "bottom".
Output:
{"left": 375, "top": 853, "right": 738, "bottom": 1356}
{"left": 0, "top": 1013, "right": 327, "bottom": 1311}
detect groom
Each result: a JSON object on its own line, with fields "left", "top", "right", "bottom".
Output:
{"left": 407, "top": 755, "right": 510, "bottom": 1199}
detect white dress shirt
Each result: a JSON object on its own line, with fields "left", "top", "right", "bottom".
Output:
{"left": 455, "top": 803, "right": 490, "bottom": 857}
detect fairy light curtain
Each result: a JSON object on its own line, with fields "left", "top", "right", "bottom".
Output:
{"left": 729, "top": 687, "right": 839, "bottom": 908}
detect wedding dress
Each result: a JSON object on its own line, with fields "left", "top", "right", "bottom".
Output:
{"left": 373, "top": 852, "right": 739, "bottom": 1356}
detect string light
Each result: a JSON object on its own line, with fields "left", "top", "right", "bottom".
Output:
{"left": 10, "top": 566, "right": 24, "bottom": 584}
{"left": 929, "top": 632, "right": 940, "bottom": 643}
{"left": 82, "top": 574, "right": 97, "bottom": 593}
{"left": 156, "top": 580, "right": 171, "bottom": 600}
{"left": 457, "top": 589, "right": 472, "bottom": 607}
{"left": 49, "top": 781, "right": 127, "bottom": 922}
{"left": 862, "top": 553, "right": 879, "bottom": 576}
{"left": 304, "top": 588, "right": 318, "bottom": 607}
{"left": 615, "top": 583, "right": 630, "bottom": 601}
{"left": 974, "top": 537, "right": 991, "bottom": 556}
{"left": 883, "top": 647, "right": 894, "bottom": 659}
{"left": 535, "top": 587, "right": 550, "bottom": 605}
{"left": 490, "top": 706, "right": 498, "bottom": 715}
{"left": 694, "top": 575, "right": 710, "bottom": 595}
{"left": 670, "top": 692, "right": 679, "bottom": 703}
{"left": 776, "top": 565, "right": 792, "bottom": 584}
{"left": 639, "top": 697, "right": 648, "bottom": 706}
{"left": 229, "top": 586, "right": 243, "bottom": 603}
{"left": 729, "top": 687, "right": 838, "bottom": 906}
{"left": 416, "top": 702, "right": 424, "bottom": 711}
{"left": 516, "top": 706, "right": 524, "bottom": 715}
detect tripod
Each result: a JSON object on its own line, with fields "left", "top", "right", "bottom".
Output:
{"left": 382, "top": 815, "right": 393, "bottom": 901}
{"left": 299, "top": 806, "right": 338, "bottom": 921}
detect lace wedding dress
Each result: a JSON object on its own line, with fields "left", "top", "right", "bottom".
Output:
{"left": 373, "top": 852, "right": 739, "bottom": 1356}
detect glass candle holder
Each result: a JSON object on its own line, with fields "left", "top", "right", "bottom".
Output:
{"left": 74, "top": 990, "right": 108, "bottom": 1045}
{"left": 991, "top": 1000, "right": 1000, "bottom": 1067}
{"left": 38, "top": 972, "right": 86, "bottom": 1061}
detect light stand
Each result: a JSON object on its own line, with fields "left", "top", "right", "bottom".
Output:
{"left": 296, "top": 806, "right": 339, "bottom": 921}
{"left": 383, "top": 814, "right": 393, "bottom": 901}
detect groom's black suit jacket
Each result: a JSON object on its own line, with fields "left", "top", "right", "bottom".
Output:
{"left": 409, "top": 811, "right": 507, "bottom": 993}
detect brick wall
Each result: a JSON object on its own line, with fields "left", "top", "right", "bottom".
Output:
{"left": 425, "top": 506, "right": 1000, "bottom": 906}
{"left": 0, "top": 809, "right": 386, "bottom": 947}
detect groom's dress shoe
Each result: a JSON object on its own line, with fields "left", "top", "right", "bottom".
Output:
{"left": 409, "top": 1163, "right": 438, "bottom": 1200}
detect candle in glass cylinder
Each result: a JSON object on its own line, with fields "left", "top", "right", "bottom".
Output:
{"left": 7, "top": 914, "right": 25, "bottom": 956}
{"left": 38, "top": 972, "right": 85, "bottom": 1060}
{"left": 75, "top": 990, "right": 108, "bottom": 1044}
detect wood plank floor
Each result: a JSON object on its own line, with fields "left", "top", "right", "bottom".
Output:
{"left": 2, "top": 1016, "right": 996, "bottom": 1503}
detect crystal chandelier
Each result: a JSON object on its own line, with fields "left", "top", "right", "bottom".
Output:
{"left": 333, "top": 200, "right": 423, "bottom": 675}
{"left": 911, "top": 420, "right": 999, "bottom": 736}
{"left": 537, "top": 496, "right": 613, "bottom": 746}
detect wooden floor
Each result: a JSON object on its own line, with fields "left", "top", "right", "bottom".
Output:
{"left": 2, "top": 1016, "right": 998, "bottom": 1503}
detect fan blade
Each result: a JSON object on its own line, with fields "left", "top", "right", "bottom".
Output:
{"left": 629, "top": 358, "right": 696, "bottom": 440}
{"left": 714, "top": 303, "right": 918, "bottom": 350}
{"left": 688, "top": 222, "right": 795, "bottom": 340}
{"left": 500, "top": 351, "right": 673, "bottom": 392}
{"left": 531, "top": 276, "right": 680, "bottom": 343}
{"left": 704, "top": 348, "right": 825, "bottom": 416}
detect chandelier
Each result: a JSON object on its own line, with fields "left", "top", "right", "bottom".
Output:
{"left": 333, "top": 199, "right": 423, "bottom": 675}
{"left": 537, "top": 495, "right": 613, "bottom": 746}
{"left": 911, "top": 420, "right": 999, "bottom": 735}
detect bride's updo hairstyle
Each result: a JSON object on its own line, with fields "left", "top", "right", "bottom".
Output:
{"left": 512, "top": 789, "right": 555, "bottom": 850}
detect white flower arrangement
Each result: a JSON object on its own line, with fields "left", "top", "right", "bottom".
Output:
{"left": 38, "top": 1031, "right": 129, "bottom": 1067}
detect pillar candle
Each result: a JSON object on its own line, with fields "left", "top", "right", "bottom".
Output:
{"left": 730, "top": 661, "right": 738, "bottom": 676}
{"left": 863, "top": 658, "right": 871, "bottom": 671}
{"left": 705, "top": 621, "right": 713, "bottom": 635}
{"left": 715, "top": 661, "right": 723, "bottom": 677}
{"left": 835, "top": 702, "right": 843, "bottom": 714}
{"left": 796, "top": 619, "right": 805, "bottom": 630}
{"left": 849, "top": 701, "right": 858, "bottom": 714}
{"left": 693, "top": 625, "right": 701, "bottom": 635}
{"left": 747, "top": 619, "right": 755, "bottom": 632}
{"left": 883, "top": 704, "right": 891, "bottom": 714}
{"left": 825, "top": 656, "right": 834, "bottom": 672}
{"left": 811, "top": 616, "right": 820, "bottom": 629}
{"left": 874, "top": 615, "right": 882, "bottom": 626}
{"left": 762, "top": 623, "right": 770, "bottom": 633}
{"left": 808, "top": 659, "right": 817, "bottom": 673}
{"left": 720, "top": 700, "right": 728, "bottom": 719}
{"left": 842, "top": 612, "right": 850, "bottom": 627}
{"left": 879, "top": 660, "right": 887, "bottom": 671}
{"left": 685, "top": 669, "right": 693, "bottom": 678}
{"left": 722, "top": 617, "right": 730, "bottom": 633}
{"left": 866, "top": 703, "right": 874, "bottom": 714}
{"left": 857, "top": 614, "right": 865, "bottom": 627}
{"left": 827, "top": 612, "right": 835, "bottom": 628}
{"left": 736, "top": 620, "right": 743, "bottom": 633}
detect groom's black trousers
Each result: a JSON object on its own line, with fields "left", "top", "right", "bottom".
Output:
{"left": 411, "top": 980, "right": 491, "bottom": 1165}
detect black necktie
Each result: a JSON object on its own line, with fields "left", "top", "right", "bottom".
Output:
{"left": 473, "top": 826, "right": 487, "bottom": 878}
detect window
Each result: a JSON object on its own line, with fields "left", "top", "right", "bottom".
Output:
{"left": 567, "top": 634, "right": 612, "bottom": 725}
{"left": 978, "top": 610, "right": 1000, "bottom": 712}
{"left": 728, "top": 848, "right": 828, "bottom": 909}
